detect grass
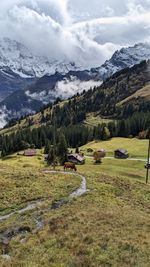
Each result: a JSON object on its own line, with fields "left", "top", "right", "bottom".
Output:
{"left": 0, "top": 159, "right": 80, "bottom": 216}
{"left": 78, "top": 157, "right": 146, "bottom": 181}
{"left": 1, "top": 149, "right": 46, "bottom": 168}
{"left": 84, "top": 112, "right": 113, "bottom": 127}
{"left": 0, "top": 138, "right": 150, "bottom": 267}
{"left": 118, "top": 83, "right": 150, "bottom": 105}
{"left": 80, "top": 137, "right": 149, "bottom": 159}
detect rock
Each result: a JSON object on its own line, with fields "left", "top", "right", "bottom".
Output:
{"left": 0, "top": 238, "right": 10, "bottom": 254}
{"left": 1, "top": 254, "right": 11, "bottom": 261}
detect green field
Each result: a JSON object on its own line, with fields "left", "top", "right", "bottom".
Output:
{"left": 84, "top": 113, "right": 113, "bottom": 127}
{"left": 0, "top": 138, "right": 150, "bottom": 267}
{"left": 80, "top": 137, "right": 148, "bottom": 159}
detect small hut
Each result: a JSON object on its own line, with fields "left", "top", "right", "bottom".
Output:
{"left": 93, "top": 149, "right": 106, "bottom": 163}
{"left": 67, "top": 153, "right": 85, "bottom": 165}
{"left": 24, "top": 149, "right": 36, "bottom": 157}
{"left": 114, "top": 149, "right": 129, "bottom": 159}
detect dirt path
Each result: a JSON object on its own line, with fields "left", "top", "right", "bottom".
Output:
{"left": 44, "top": 170, "right": 87, "bottom": 198}
{"left": 0, "top": 171, "right": 87, "bottom": 222}
{"left": 85, "top": 155, "right": 146, "bottom": 162}
{"left": 0, "top": 171, "right": 87, "bottom": 254}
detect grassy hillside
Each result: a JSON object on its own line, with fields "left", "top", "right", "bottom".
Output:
{"left": 0, "top": 157, "right": 80, "bottom": 216}
{"left": 118, "top": 83, "right": 150, "bottom": 106}
{"left": 84, "top": 112, "right": 113, "bottom": 127}
{"left": 0, "top": 142, "right": 150, "bottom": 266}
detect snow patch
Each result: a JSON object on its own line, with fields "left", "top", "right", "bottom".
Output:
{"left": 0, "top": 38, "right": 82, "bottom": 79}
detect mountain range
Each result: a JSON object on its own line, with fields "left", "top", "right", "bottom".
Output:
{"left": 0, "top": 38, "right": 150, "bottom": 127}
{"left": 2, "top": 60, "right": 150, "bottom": 137}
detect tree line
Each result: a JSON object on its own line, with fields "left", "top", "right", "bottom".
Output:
{"left": 0, "top": 111, "right": 149, "bottom": 157}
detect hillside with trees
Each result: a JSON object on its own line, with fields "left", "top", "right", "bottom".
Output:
{"left": 0, "top": 60, "right": 150, "bottom": 156}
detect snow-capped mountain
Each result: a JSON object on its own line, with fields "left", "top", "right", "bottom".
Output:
{"left": 0, "top": 38, "right": 81, "bottom": 102}
{"left": 0, "top": 40, "right": 150, "bottom": 128}
{"left": 93, "top": 43, "right": 150, "bottom": 80}
{"left": 0, "top": 38, "right": 81, "bottom": 78}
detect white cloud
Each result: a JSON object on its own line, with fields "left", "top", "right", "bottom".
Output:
{"left": 0, "top": 0, "right": 150, "bottom": 68}
{"left": 0, "top": 106, "right": 8, "bottom": 128}
{"left": 55, "top": 78, "right": 102, "bottom": 98}
{"left": 25, "top": 78, "right": 102, "bottom": 104}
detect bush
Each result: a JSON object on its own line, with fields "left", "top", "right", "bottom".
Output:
{"left": 87, "top": 148, "right": 93, "bottom": 153}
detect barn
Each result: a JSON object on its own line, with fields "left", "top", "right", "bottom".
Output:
{"left": 114, "top": 149, "right": 129, "bottom": 159}
{"left": 24, "top": 149, "right": 36, "bottom": 157}
{"left": 67, "top": 153, "right": 85, "bottom": 165}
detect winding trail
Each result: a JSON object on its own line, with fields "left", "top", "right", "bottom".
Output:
{"left": 0, "top": 171, "right": 87, "bottom": 223}
{"left": 44, "top": 171, "right": 87, "bottom": 198}
{"left": 0, "top": 171, "right": 87, "bottom": 253}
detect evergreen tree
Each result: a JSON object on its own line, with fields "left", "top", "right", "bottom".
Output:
{"left": 57, "top": 134, "right": 68, "bottom": 165}
{"left": 47, "top": 147, "right": 55, "bottom": 165}
{"left": 44, "top": 140, "right": 51, "bottom": 154}
{"left": 75, "top": 146, "right": 79, "bottom": 154}
{"left": 101, "top": 126, "right": 111, "bottom": 140}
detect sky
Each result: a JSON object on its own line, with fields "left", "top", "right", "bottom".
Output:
{"left": 0, "top": 0, "right": 150, "bottom": 68}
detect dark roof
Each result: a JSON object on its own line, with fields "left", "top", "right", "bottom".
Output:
{"left": 115, "top": 149, "right": 128, "bottom": 155}
{"left": 68, "top": 154, "right": 84, "bottom": 162}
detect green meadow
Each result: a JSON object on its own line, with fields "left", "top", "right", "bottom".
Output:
{"left": 80, "top": 137, "right": 148, "bottom": 159}
{"left": 0, "top": 138, "right": 150, "bottom": 267}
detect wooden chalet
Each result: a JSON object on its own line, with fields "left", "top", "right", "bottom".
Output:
{"left": 24, "top": 149, "right": 36, "bottom": 157}
{"left": 67, "top": 153, "right": 85, "bottom": 165}
{"left": 114, "top": 149, "right": 129, "bottom": 159}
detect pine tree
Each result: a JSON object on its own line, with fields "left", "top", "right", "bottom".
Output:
{"left": 101, "top": 126, "right": 110, "bottom": 140}
{"left": 75, "top": 146, "right": 79, "bottom": 154}
{"left": 57, "top": 134, "right": 68, "bottom": 165}
{"left": 47, "top": 147, "right": 55, "bottom": 165}
{"left": 44, "top": 140, "right": 51, "bottom": 154}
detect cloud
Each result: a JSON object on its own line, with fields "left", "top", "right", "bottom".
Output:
{"left": 55, "top": 78, "right": 102, "bottom": 98}
{"left": 0, "top": 0, "right": 150, "bottom": 68}
{"left": 0, "top": 106, "right": 8, "bottom": 128}
{"left": 25, "top": 78, "right": 102, "bottom": 104}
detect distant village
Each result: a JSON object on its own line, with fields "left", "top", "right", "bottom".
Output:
{"left": 18, "top": 146, "right": 130, "bottom": 170}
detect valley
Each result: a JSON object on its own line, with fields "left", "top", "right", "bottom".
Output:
{"left": 0, "top": 1, "right": 150, "bottom": 266}
{"left": 0, "top": 39, "right": 150, "bottom": 126}
{"left": 0, "top": 36, "right": 150, "bottom": 267}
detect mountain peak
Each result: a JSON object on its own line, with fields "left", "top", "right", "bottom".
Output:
{"left": 0, "top": 38, "right": 81, "bottom": 78}
{"left": 95, "top": 42, "right": 150, "bottom": 80}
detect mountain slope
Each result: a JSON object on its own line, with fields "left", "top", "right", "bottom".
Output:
{"left": 2, "top": 60, "right": 150, "bottom": 134}
{"left": 0, "top": 41, "right": 150, "bottom": 127}
{"left": 118, "top": 84, "right": 150, "bottom": 106}
{"left": 0, "top": 38, "right": 81, "bottom": 78}
{"left": 0, "top": 69, "right": 36, "bottom": 102}
{"left": 0, "top": 71, "right": 101, "bottom": 125}
{"left": 0, "top": 38, "right": 81, "bottom": 102}
{"left": 95, "top": 43, "right": 150, "bottom": 80}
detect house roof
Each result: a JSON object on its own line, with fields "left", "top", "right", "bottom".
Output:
{"left": 24, "top": 149, "right": 36, "bottom": 155}
{"left": 68, "top": 153, "right": 84, "bottom": 162}
{"left": 115, "top": 149, "right": 128, "bottom": 155}
{"left": 97, "top": 149, "right": 106, "bottom": 152}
